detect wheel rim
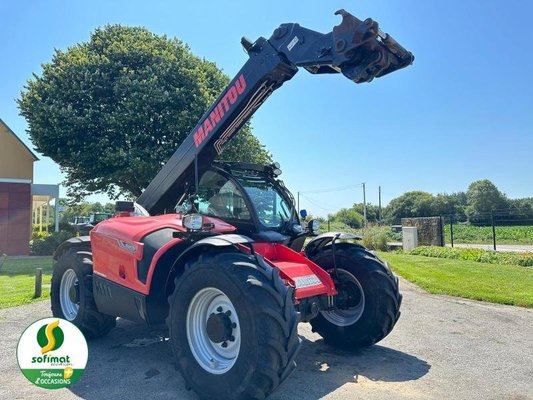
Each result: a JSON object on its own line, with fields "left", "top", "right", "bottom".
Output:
{"left": 60, "top": 269, "right": 79, "bottom": 321}
{"left": 186, "top": 287, "right": 241, "bottom": 374}
{"left": 321, "top": 269, "right": 365, "bottom": 327}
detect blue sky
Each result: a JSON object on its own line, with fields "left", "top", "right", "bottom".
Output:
{"left": 1, "top": 0, "right": 532, "bottom": 217}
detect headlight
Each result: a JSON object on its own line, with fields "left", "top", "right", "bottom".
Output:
{"left": 308, "top": 219, "right": 320, "bottom": 233}
{"left": 183, "top": 214, "right": 203, "bottom": 231}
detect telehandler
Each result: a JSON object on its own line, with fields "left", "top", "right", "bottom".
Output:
{"left": 51, "top": 10, "right": 413, "bottom": 399}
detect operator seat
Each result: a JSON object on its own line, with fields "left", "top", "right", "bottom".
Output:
{"left": 207, "top": 194, "right": 232, "bottom": 218}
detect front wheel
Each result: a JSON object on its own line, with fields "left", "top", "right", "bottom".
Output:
{"left": 51, "top": 247, "right": 116, "bottom": 338}
{"left": 309, "top": 244, "right": 401, "bottom": 349}
{"left": 168, "top": 251, "right": 300, "bottom": 400}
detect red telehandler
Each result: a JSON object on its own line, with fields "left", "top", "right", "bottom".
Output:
{"left": 51, "top": 10, "right": 413, "bottom": 399}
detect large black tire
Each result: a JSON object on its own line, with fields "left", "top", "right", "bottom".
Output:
{"left": 51, "top": 247, "right": 116, "bottom": 338}
{"left": 168, "top": 250, "right": 300, "bottom": 400}
{"left": 309, "top": 243, "right": 401, "bottom": 350}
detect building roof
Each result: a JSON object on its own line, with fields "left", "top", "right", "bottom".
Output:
{"left": 0, "top": 118, "right": 39, "bottom": 161}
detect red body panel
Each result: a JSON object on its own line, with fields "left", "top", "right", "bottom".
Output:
{"left": 90, "top": 214, "right": 334, "bottom": 300}
{"left": 90, "top": 214, "right": 236, "bottom": 294}
{"left": 253, "top": 242, "right": 336, "bottom": 299}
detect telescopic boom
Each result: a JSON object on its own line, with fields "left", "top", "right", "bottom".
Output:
{"left": 137, "top": 10, "right": 414, "bottom": 215}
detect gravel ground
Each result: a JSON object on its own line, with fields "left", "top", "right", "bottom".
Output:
{"left": 1, "top": 278, "right": 532, "bottom": 400}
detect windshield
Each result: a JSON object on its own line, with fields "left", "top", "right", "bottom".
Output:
{"left": 235, "top": 174, "right": 293, "bottom": 229}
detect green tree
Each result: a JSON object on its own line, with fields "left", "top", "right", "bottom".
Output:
{"left": 466, "top": 180, "right": 508, "bottom": 224}
{"left": 506, "top": 197, "right": 533, "bottom": 225}
{"left": 331, "top": 208, "right": 364, "bottom": 228}
{"left": 352, "top": 203, "right": 380, "bottom": 223}
{"left": 432, "top": 192, "right": 467, "bottom": 220}
{"left": 384, "top": 191, "right": 436, "bottom": 223}
{"left": 19, "top": 25, "right": 271, "bottom": 202}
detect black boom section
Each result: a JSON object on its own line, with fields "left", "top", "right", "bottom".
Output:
{"left": 137, "top": 10, "right": 413, "bottom": 215}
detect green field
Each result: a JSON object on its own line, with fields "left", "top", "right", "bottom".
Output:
{"left": 319, "top": 222, "right": 533, "bottom": 245}
{"left": 379, "top": 252, "right": 533, "bottom": 307}
{"left": 0, "top": 256, "right": 53, "bottom": 309}
{"left": 444, "top": 224, "right": 533, "bottom": 245}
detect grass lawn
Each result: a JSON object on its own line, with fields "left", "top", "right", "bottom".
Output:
{"left": 379, "top": 252, "right": 533, "bottom": 308}
{"left": 0, "top": 256, "right": 53, "bottom": 309}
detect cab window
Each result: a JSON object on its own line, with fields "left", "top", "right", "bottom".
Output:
{"left": 195, "top": 171, "right": 250, "bottom": 220}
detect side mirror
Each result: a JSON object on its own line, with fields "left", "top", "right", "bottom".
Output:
{"left": 300, "top": 209, "right": 308, "bottom": 219}
{"left": 307, "top": 219, "right": 320, "bottom": 234}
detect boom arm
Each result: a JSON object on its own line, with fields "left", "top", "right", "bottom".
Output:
{"left": 137, "top": 10, "right": 414, "bottom": 215}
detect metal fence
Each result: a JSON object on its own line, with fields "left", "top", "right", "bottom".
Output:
{"left": 441, "top": 209, "right": 533, "bottom": 250}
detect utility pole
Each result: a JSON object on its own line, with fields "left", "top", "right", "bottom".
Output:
{"left": 362, "top": 183, "right": 367, "bottom": 227}
{"left": 297, "top": 192, "right": 300, "bottom": 215}
{"left": 378, "top": 185, "right": 382, "bottom": 223}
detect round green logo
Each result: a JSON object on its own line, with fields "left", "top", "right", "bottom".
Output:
{"left": 17, "top": 318, "right": 88, "bottom": 389}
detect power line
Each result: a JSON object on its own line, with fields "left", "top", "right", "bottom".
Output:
{"left": 299, "top": 193, "right": 338, "bottom": 212}
{"left": 300, "top": 183, "right": 364, "bottom": 194}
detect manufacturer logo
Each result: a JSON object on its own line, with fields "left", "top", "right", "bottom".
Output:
{"left": 193, "top": 74, "right": 247, "bottom": 148}
{"left": 17, "top": 318, "right": 88, "bottom": 389}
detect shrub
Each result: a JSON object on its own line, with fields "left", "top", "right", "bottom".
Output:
{"left": 0, "top": 253, "right": 6, "bottom": 272}
{"left": 409, "top": 246, "right": 533, "bottom": 267}
{"left": 30, "top": 231, "right": 74, "bottom": 256}
{"left": 318, "top": 221, "right": 359, "bottom": 235}
{"left": 31, "top": 231, "right": 50, "bottom": 241}
{"left": 362, "top": 228, "right": 389, "bottom": 251}
{"left": 32, "top": 222, "right": 77, "bottom": 237}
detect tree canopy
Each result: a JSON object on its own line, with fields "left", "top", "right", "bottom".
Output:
{"left": 384, "top": 191, "right": 436, "bottom": 223}
{"left": 329, "top": 207, "right": 364, "bottom": 229}
{"left": 383, "top": 190, "right": 477, "bottom": 224}
{"left": 381, "top": 179, "right": 531, "bottom": 225}
{"left": 466, "top": 179, "right": 508, "bottom": 222}
{"left": 19, "top": 25, "right": 271, "bottom": 201}
{"left": 352, "top": 202, "right": 380, "bottom": 223}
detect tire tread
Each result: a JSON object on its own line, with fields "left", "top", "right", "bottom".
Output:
{"left": 167, "top": 250, "right": 300, "bottom": 400}
{"left": 51, "top": 247, "right": 116, "bottom": 339}
{"left": 309, "top": 244, "right": 401, "bottom": 349}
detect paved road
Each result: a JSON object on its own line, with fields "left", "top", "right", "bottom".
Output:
{"left": 1, "top": 279, "right": 532, "bottom": 400}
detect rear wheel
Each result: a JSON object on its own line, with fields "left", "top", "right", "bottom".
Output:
{"left": 309, "top": 244, "right": 401, "bottom": 349}
{"left": 51, "top": 247, "right": 116, "bottom": 338}
{"left": 168, "top": 250, "right": 300, "bottom": 400}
